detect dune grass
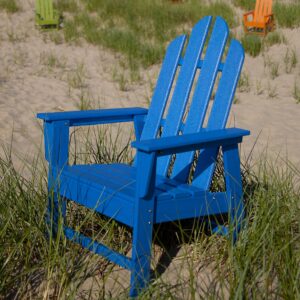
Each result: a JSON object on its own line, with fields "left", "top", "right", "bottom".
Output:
{"left": 293, "top": 81, "right": 300, "bottom": 104}
{"left": 274, "top": 2, "right": 300, "bottom": 28}
{"left": 54, "top": 0, "right": 79, "bottom": 13}
{"left": 263, "top": 31, "right": 287, "bottom": 48}
{"left": 62, "top": 0, "right": 236, "bottom": 72}
{"left": 1, "top": 128, "right": 299, "bottom": 298}
{"left": 241, "top": 35, "right": 262, "bottom": 57}
{"left": 241, "top": 30, "right": 287, "bottom": 57}
{"left": 0, "top": 0, "right": 19, "bottom": 13}
{"left": 233, "top": 0, "right": 256, "bottom": 10}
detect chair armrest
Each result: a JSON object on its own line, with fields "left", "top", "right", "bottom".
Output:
{"left": 264, "top": 14, "right": 274, "bottom": 21}
{"left": 243, "top": 10, "right": 254, "bottom": 17}
{"left": 243, "top": 11, "right": 254, "bottom": 22}
{"left": 132, "top": 128, "right": 250, "bottom": 156}
{"left": 39, "top": 107, "right": 147, "bottom": 165}
{"left": 37, "top": 107, "right": 148, "bottom": 126}
{"left": 133, "top": 128, "right": 250, "bottom": 198}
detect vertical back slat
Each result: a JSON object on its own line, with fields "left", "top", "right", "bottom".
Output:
{"left": 266, "top": 0, "right": 272, "bottom": 16}
{"left": 45, "top": 0, "right": 48, "bottom": 19}
{"left": 192, "top": 40, "right": 244, "bottom": 190}
{"left": 141, "top": 36, "right": 186, "bottom": 141}
{"left": 44, "top": 0, "right": 48, "bottom": 19}
{"left": 262, "top": 0, "right": 268, "bottom": 20}
{"left": 156, "top": 16, "right": 212, "bottom": 177}
{"left": 43, "top": 0, "right": 49, "bottom": 20}
{"left": 254, "top": 0, "right": 263, "bottom": 23}
{"left": 171, "top": 17, "right": 228, "bottom": 182}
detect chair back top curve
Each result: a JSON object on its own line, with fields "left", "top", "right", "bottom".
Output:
{"left": 254, "top": 0, "right": 273, "bottom": 23}
{"left": 140, "top": 16, "right": 244, "bottom": 190}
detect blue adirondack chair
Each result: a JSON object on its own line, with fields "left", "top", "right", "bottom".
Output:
{"left": 37, "top": 16, "right": 250, "bottom": 297}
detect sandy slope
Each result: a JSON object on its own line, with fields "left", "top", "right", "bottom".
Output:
{"left": 0, "top": 1, "right": 299, "bottom": 169}
{"left": 0, "top": 0, "right": 156, "bottom": 167}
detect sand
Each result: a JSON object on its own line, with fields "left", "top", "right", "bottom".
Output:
{"left": 1, "top": 1, "right": 300, "bottom": 169}
{"left": 1, "top": 1, "right": 299, "bottom": 171}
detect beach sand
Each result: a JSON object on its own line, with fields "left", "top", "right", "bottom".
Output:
{"left": 1, "top": 1, "right": 299, "bottom": 170}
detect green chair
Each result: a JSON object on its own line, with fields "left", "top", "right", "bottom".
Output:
{"left": 35, "top": 0, "right": 60, "bottom": 29}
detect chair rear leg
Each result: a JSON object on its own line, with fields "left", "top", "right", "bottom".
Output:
{"left": 223, "top": 144, "right": 245, "bottom": 241}
{"left": 130, "top": 198, "right": 154, "bottom": 297}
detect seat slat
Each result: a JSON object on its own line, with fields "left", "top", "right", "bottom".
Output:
{"left": 192, "top": 40, "right": 244, "bottom": 190}
{"left": 61, "top": 164, "right": 190, "bottom": 203}
{"left": 62, "top": 165, "right": 137, "bottom": 198}
{"left": 59, "top": 164, "right": 204, "bottom": 225}
{"left": 156, "top": 16, "right": 212, "bottom": 177}
{"left": 59, "top": 172, "right": 135, "bottom": 226}
{"left": 171, "top": 17, "right": 228, "bottom": 182}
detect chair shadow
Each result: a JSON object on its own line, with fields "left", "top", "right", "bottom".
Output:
{"left": 150, "top": 244, "right": 181, "bottom": 280}
{"left": 150, "top": 217, "right": 218, "bottom": 280}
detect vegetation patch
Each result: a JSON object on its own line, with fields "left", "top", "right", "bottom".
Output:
{"left": 241, "top": 35, "right": 262, "bottom": 57}
{"left": 293, "top": 81, "right": 300, "bottom": 104}
{"left": 274, "top": 2, "right": 300, "bottom": 28}
{"left": 264, "top": 31, "right": 287, "bottom": 48}
{"left": 233, "top": 0, "right": 256, "bottom": 10}
{"left": 241, "top": 31, "right": 287, "bottom": 58}
{"left": 0, "top": 0, "right": 19, "bottom": 13}
{"left": 0, "top": 130, "right": 299, "bottom": 298}
{"left": 63, "top": 0, "right": 236, "bottom": 72}
{"left": 54, "top": 0, "right": 79, "bottom": 13}
{"left": 283, "top": 48, "right": 298, "bottom": 73}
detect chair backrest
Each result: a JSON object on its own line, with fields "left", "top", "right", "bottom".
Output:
{"left": 36, "top": 0, "right": 54, "bottom": 20}
{"left": 254, "top": 0, "right": 273, "bottom": 23}
{"left": 140, "top": 16, "right": 244, "bottom": 190}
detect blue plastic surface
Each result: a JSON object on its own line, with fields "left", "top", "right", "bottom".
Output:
{"left": 37, "top": 16, "right": 249, "bottom": 297}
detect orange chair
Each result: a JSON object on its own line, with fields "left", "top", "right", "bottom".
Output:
{"left": 243, "top": 0, "right": 275, "bottom": 35}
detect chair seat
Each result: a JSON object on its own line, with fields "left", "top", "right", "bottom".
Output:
{"left": 244, "top": 20, "right": 271, "bottom": 28}
{"left": 57, "top": 164, "right": 228, "bottom": 227}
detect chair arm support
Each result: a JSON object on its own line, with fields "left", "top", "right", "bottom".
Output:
{"left": 134, "top": 128, "right": 249, "bottom": 199}
{"left": 38, "top": 107, "right": 147, "bottom": 164}
{"left": 264, "top": 14, "right": 274, "bottom": 21}
{"left": 243, "top": 10, "right": 254, "bottom": 19}
{"left": 132, "top": 128, "right": 250, "bottom": 157}
{"left": 243, "top": 11, "right": 254, "bottom": 16}
{"left": 37, "top": 107, "right": 148, "bottom": 127}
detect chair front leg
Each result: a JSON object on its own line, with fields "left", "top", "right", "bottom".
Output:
{"left": 47, "top": 189, "right": 67, "bottom": 238}
{"left": 130, "top": 196, "right": 155, "bottom": 297}
{"left": 223, "top": 143, "right": 245, "bottom": 241}
{"left": 130, "top": 151, "right": 156, "bottom": 297}
{"left": 44, "top": 120, "right": 69, "bottom": 237}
